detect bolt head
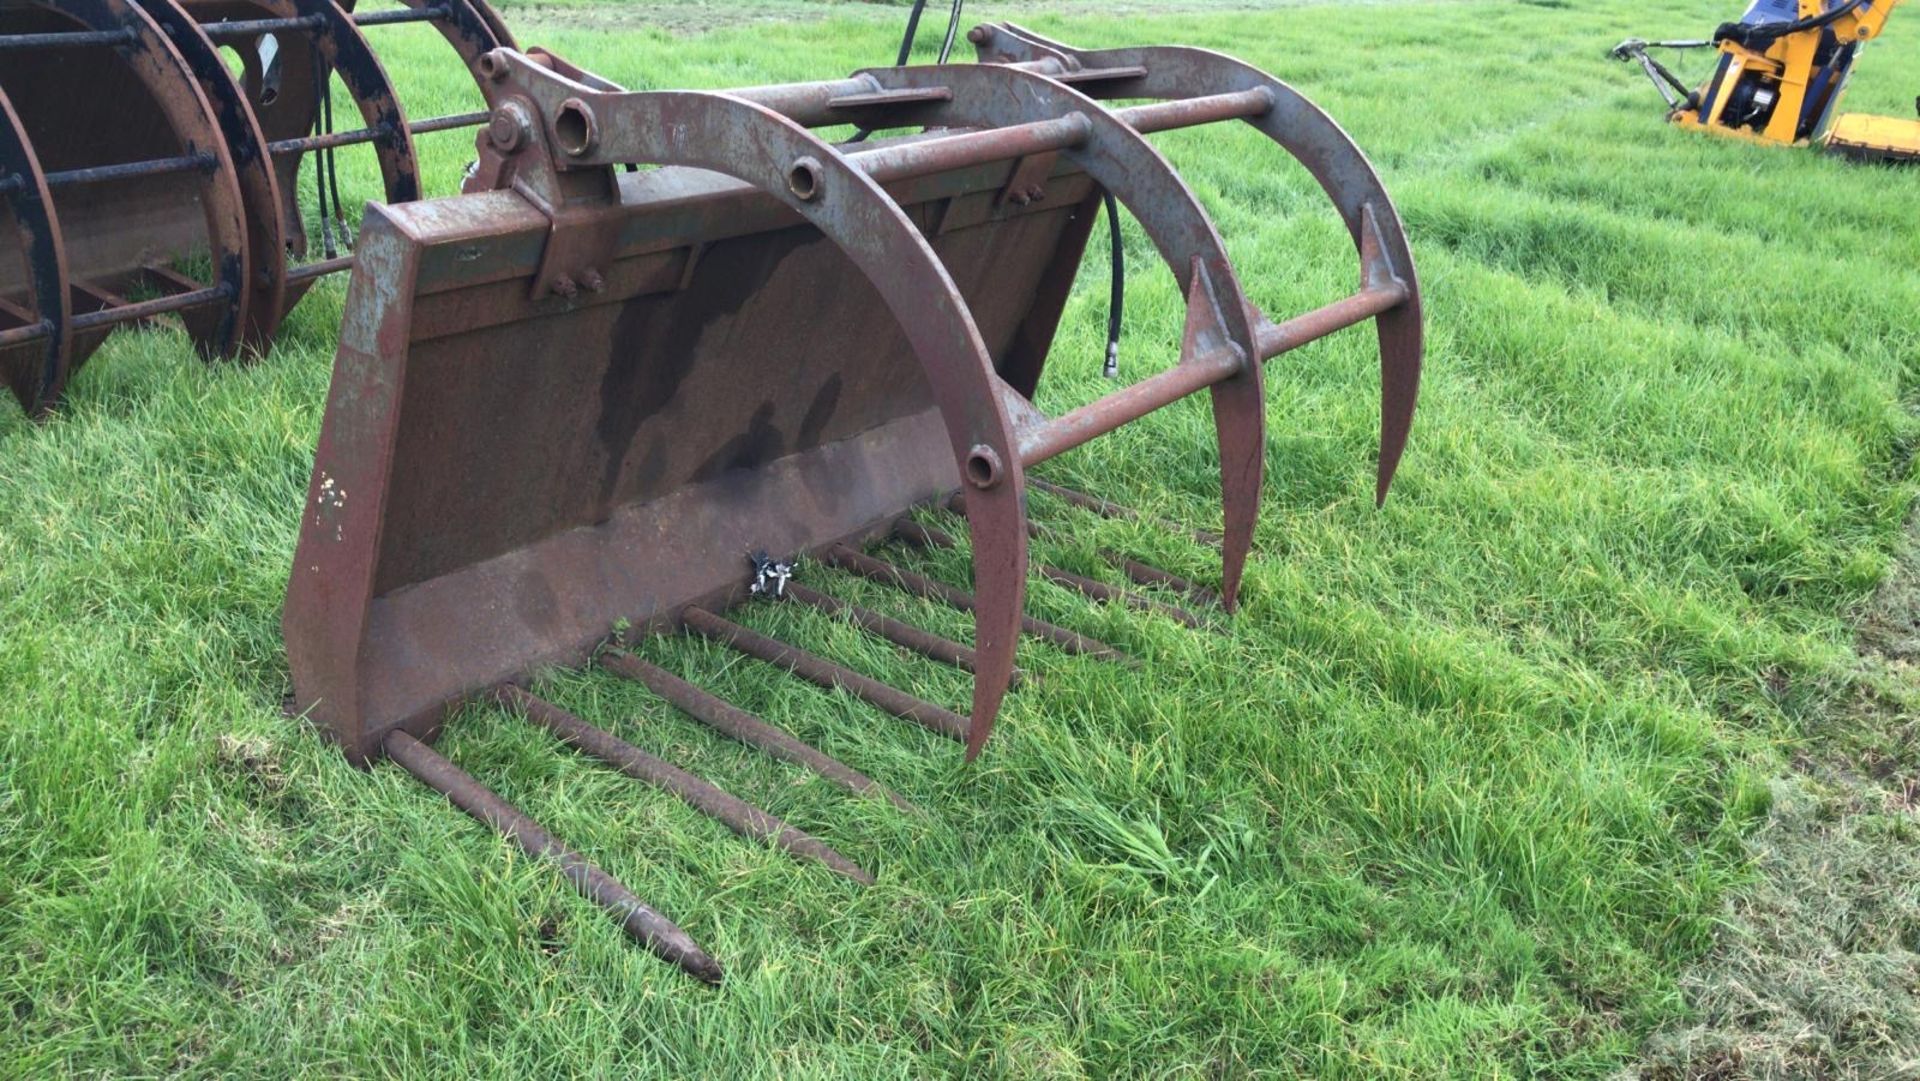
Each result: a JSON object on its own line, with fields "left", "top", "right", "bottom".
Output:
{"left": 488, "top": 101, "right": 534, "bottom": 153}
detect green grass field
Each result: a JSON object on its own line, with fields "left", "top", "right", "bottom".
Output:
{"left": 4, "top": 0, "right": 1919, "bottom": 1076}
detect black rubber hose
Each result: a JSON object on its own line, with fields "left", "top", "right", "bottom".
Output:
{"left": 894, "top": 0, "right": 929, "bottom": 66}
{"left": 937, "top": 0, "right": 965, "bottom": 64}
{"left": 1103, "top": 192, "right": 1124, "bottom": 379}
{"left": 1715, "top": 0, "right": 1862, "bottom": 50}
{"left": 849, "top": 0, "right": 933, "bottom": 144}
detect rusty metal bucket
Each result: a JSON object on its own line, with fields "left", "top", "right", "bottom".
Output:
{"left": 0, "top": 0, "right": 514, "bottom": 416}
{"left": 284, "top": 27, "right": 1423, "bottom": 980}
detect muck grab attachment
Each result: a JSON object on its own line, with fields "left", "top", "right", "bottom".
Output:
{"left": 0, "top": 0, "right": 516, "bottom": 416}
{"left": 284, "top": 25, "right": 1423, "bottom": 981}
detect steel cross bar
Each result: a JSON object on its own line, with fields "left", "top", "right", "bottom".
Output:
{"left": 1015, "top": 345, "right": 1242, "bottom": 466}
{"left": 845, "top": 114, "right": 1092, "bottom": 183}
{"left": 0, "top": 27, "right": 138, "bottom": 49}
{"left": 267, "top": 111, "right": 487, "bottom": 156}
{"left": 1112, "top": 89, "right": 1275, "bottom": 134}
{"left": 1017, "top": 275, "right": 1408, "bottom": 467}
{"left": 42, "top": 152, "right": 218, "bottom": 189}
{"left": 196, "top": 5, "right": 450, "bottom": 40}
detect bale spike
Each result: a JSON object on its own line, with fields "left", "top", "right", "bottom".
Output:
{"left": 824, "top": 543, "right": 1137, "bottom": 669}
{"left": 1104, "top": 550, "right": 1223, "bottom": 610}
{"left": 1027, "top": 478, "right": 1224, "bottom": 550}
{"left": 383, "top": 729, "right": 723, "bottom": 984}
{"left": 948, "top": 490, "right": 1219, "bottom": 613}
{"left": 497, "top": 686, "right": 875, "bottom": 886}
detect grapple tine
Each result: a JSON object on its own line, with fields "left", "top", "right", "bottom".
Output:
{"left": 1105, "top": 551, "right": 1222, "bottom": 610}
{"left": 383, "top": 730, "right": 723, "bottom": 984}
{"left": 1028, "top": 479, "right": 1225, "bottom": 549}
{"left": 1185, "top": 259, "right": 1265, "bottom": 613}
{"left": 898, "top": 516, "right": 1206, "bottom": 629}
{"left": 682, "top": 608, "right": 969, "bottom": 744}
{"left": 955, "top": 476, "right": 1028, "bottom": 761}
{"left": 1363, "top": 203, "right": 1424, "bottom": 506}
{"left": 825, "top": 543, "right": 1137, "bottom": 666}
{"left": 781, "top": 581, "right": 1022, "bottom": 686}
{"left": 600, "top": 650, "right": 919, "bottom": 814}
{"left": 498, "top": 687, "right": 875, "bottom": 886}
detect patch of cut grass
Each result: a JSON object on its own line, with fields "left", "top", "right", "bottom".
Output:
{"left": 3, "top": 0, "right": 1919, "bottom": 1076}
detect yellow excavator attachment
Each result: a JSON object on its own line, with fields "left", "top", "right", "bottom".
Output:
{"left": 1823, "top": 109, "right": 1920, "bottom": 160}
{"left": 1615, "top": 0, "right": 1919, "bottom": 164}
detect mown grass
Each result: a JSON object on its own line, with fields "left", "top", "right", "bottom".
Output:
{"left": 2, "top": 0, "right": 1917, "bottom": 1076}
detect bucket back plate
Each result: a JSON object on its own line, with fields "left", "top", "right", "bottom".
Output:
{"left": 287, "top": 156, "right": 1097, "bottom": 759}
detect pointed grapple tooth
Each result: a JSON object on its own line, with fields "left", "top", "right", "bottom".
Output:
{"left": 825, "top": 543, "right": 1137, "bottom": 668}
{"left": 682, "top": 608, "right": 968, "bottom": 744}
{"left": 602, "top": 650, "right": 919, "bottom": 813}
{"left": 1360, "top": 203, "right": 1422, "bottom": 506}
{"left": 898, "top": 515, "right": 1206, "bottom": 629}
{"left": 498, "top": 687, "right": 875, "bottom": 886}
{"left": 383, "top": 729, "right": 724, "bottom": 984}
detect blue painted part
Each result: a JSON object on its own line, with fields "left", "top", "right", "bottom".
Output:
{"left": 1741, "top": 0, "right": 1845, "bottom": 23}
{"left": 1699, "top": 52, "right": 1735, "bottom": 124}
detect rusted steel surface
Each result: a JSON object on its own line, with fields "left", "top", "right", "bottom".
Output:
{"left": 383, "top": 729, "right": 723, "bottom": 984}
{"left": 281, "top": 36, "right": 1418, "bottom": 755}
{"left": 0, "top": 0, "right": 515, "bottom": 415}
{"left": 0, "top": 84, "right": 69, "bottom": 416}
{"left": 601, "top": 650, "right": 917, "bottom": 814}
{"left": 498, "top": 686, "right": 875, "bottom": 886}
{"left": 281, "top": 26, "right": 1422, "bottom": 980}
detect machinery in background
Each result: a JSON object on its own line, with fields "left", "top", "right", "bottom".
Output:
{"left": 1612, "top": 0, "right": 1920, "bottom": 162}
{"left": 0, "top": 0, "right": 516, "bottom": 418}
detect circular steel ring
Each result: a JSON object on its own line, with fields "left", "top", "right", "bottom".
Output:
{"left": 139, "top": 0, "right": 290, "bottom": 353}
{"left": 868, "top": 61, "right": 1269, "bottom": 610}
{"left": 0, "top": 85, "right": 71, "bottom": 416}
{"left": 19, "top": 0, "right": 253, "bottom": 361}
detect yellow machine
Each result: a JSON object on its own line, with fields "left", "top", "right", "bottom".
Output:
{"left": 1613, "top": 0, "right": 1920, "bottom": 161}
